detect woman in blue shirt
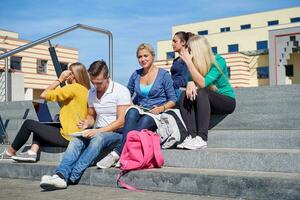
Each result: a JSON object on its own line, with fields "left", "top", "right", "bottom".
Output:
{"left": 97, "top": 43, "right": 176, "bottom": 168}
{"left": 171, "top": 32, "right": 194, "bottom": 100}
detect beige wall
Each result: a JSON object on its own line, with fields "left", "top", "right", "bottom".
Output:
{"left": 0, "top": 29, "right": 19, "bottom": 39}
{"left": 287, "top": 52, "right": 300, "bottom": 84}
{"left": 158, "top": 7, "right": 300, "bottom": 60}
{"left": 156, "top": 6, "right": 300, "bottom": 88}
{"left": 0, "top": 30, "right": 79, "bottom": 100}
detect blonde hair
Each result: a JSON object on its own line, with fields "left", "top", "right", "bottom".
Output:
{"left": 136, "top": 43, "right": 155, "bottom": 58}
{"left": 69, "top": 62, "right": 91, "bottom": 90}
{"left": 187, "top": 35, "right": 220, "bottom": 91}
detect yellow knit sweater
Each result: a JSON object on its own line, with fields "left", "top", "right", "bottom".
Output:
{"left": 45, "top": 83, "right": 88, "bottom": 141}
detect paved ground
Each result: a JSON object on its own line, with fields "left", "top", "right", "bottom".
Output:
{"left": 0, "top": 178, "right": 241, "bottom": 200}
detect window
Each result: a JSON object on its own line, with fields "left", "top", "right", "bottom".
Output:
{"left": 291, "top": 17, "right": 300, "bottom": 23}
{"left": 268, "top": 20, "right": 279, "bottom": 26}
{"left": 220, "top": 27, "right": 230, "bottom": 32}
{"left": 211, "top": 47, "right": 218, "bottom": 54}
{"left": 257, "top": 41, "right": 268, "bottom": 50}
{"left": 285, "top": 65, "right": 294, "bottom": 77}
{"left": 10, "top": 56, "right": 22, "bottom": 71}
{"left": 198, "top": 30, "right": 208, "bottom": 35}
{"left": 37, "top": 59, "right": 48, "bottom": 74}
{"left": 257, "top": 66, "right": 269, "bottom": 79}
{"left": 60, "top": 62, "right": 68, "bottom": 71}
{"left": 166, "top": 52, "right": 175, "bottom": 60}
{"left": 227, "top": 67, "right": 231, "bottom": 78}
{"left": 228, "top": 44, "right": 239, "bottom": 53}
{"left": 241, "top": 24, "right": 251, "bottom": 30}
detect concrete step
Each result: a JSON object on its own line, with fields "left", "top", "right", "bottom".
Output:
{"left": 0, "top": 161, "right": 299, "bottom": 200}
{"left": 208, "top": 130, "right": 300, "bottom": 149}
{"left": 0, "top": 178, "right": 242, "bottom": 200}
{"left": 234, "top": 84, "right": 300, "bottom": 101}
{"left": 1, "top": 145, "right": 299, "bottom": 173}
{"left": 3, "top": 129, "right": 300, "bottom": 150}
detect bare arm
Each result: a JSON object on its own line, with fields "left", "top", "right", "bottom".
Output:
{"left": 82, "top": 105, "right": 130, "bottom": 138}
{"left": 150, "top": 101, "right": 176, "bottom": 115}
{"left": 40, "top": 70, "right": 72, "bottom": 99}
{"left": 77, "top": 107, "right": 96, "bottom": 129}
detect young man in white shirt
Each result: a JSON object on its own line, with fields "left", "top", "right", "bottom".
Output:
{"left": 40, "top": 60, "right": 131, "bottom": 190}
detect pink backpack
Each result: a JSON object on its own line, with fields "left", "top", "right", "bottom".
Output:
{"left": 117, "top": 129, "right": 164, "bottom": 191}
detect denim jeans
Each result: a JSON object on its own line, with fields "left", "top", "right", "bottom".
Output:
{"left": 55, "top": 132, "right": 122, "bottom": 183}
{"left": 114, "top": 108, "right": 157, "bottom": 155}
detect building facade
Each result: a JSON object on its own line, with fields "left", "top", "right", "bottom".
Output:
{"left": 0, "top": 29, "right": 78, "bottom": 101}
{"left": 155, "top": 7, "right": 300, "bottom": 87}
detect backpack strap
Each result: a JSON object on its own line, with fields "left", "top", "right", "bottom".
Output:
{"left": 116, "top": 171, "right": 144, "bottom": 192}
{"left": 149, "top": 131, "right": 164, "bottom": 167}
{"left": 139, "top": 129, "right": 152, "bottom": 168}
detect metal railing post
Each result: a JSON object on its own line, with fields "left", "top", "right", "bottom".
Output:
{"left": 0, "top": 48, "right": 8, "bottom": 102}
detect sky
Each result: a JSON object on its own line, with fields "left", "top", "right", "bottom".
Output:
{"left": 1, "top": 0, "right": 300, "bottom": 85}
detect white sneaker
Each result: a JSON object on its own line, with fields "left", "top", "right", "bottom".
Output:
{"left": 11, "top": 150, "right": 37, "bottom": 162}
{"left": 41, "top": 175, "right": 52, "bottom": 183}
{"left": 177, "top": 135, "right": 192, "bottom": 148}
{"left": 40, "top": 174, "right": 67, "bottom": 190}
{"left": 182, "top": 136, "right": 207, "bottom": 150}
{"left": 0, "top": 149, "right": 13, "bottom": 160}
{"left": 97, "top": 151, "right": 119, "bottom": 169}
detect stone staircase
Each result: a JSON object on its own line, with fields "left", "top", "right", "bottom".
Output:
{"left": 0, "top": 85, "right": 300, "bottom": 200}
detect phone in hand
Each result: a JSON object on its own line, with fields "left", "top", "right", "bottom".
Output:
{"left": 140, "top": 106, "right": 151, "bottom": 112}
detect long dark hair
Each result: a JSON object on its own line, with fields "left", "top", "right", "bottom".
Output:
{"left": 174, "top": 31, "right": 195, "bottom": 47}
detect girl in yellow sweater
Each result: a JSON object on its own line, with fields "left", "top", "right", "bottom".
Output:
{"left": 1, "top": 62, "right": 90, "bottom": 162}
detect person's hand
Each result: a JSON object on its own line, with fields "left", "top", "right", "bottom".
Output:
{"left": 150, "top": 105, "right": 164, "bottom": 115}
{"left": 179, "top": 48, "right": 193, "bottom": 64}
{"left": 58, "top": 70, "right": 72, "bottom": 83}
{"left": 186, "top": 81, "right": 197, "bottom": 101}
{"left": 77, "top": 119, "right": 89, "bottom": 130}
{"left": 82, "top": 129, "right": 97, "bottom": 138}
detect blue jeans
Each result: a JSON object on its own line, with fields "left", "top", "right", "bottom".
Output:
{"left": 55, "top": 132, "right": 122, "bottom": 183}
{"left": 114, "top": 108, "right": 157, "bottom": 155}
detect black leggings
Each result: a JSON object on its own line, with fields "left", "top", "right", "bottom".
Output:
{"left": 179, "top": 88, "right": 236, "bottom": 141}
{"left": 11, "top": 119, "right": 69, "bottom": 151}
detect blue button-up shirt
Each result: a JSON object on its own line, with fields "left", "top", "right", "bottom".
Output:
{"left": 127, "top": 68, "right": 177, "bottom": 109}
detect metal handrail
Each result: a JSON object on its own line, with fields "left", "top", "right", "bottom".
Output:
{"left": 0, "top": 24, "right": 114, "bottom": 78}
{"left": 0, "top": 48, "right": 8, "bottom": 102}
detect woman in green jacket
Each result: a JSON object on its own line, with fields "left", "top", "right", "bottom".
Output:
{"left": 178, "top": 35, "right": 236, "bottom": 150}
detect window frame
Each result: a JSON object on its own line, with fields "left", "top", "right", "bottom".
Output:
{"left": 10, "top": 56, "right": 22, "bottom": 71}
{"left": 291, "top": 17, "right": 300, "bottom": 23}
{"left": 198, "top": 30, "right": 208, "bottom": 35}
{"left": 256, "top": 40, "right": 268, "bottom": 50}
{"left": 220, "top": 27, "right": 230, "bottom": 32}
{"left": 228, "top": 44, "right": 239, "bottom": 53}
{"left": 240, "top": 24, "right": 251, "bottom": 30}
{"left": 37, "top": 59, "right": 48, "bottom": 74}
{"left": 166, "top": 51, "right": 175, "bottom": 60}
{"left": 257, "top": 66, "right": 269, "bottom": 79}
{"left": 268, "top": 20, "right": 279, "bottom": 26}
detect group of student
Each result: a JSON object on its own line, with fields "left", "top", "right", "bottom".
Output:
{"left": 0, "top": 33, "right": 236, "bottom": 190}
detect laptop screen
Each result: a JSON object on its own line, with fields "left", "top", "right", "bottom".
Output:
{"left": 32, "top": 102, "right": 53, "bottom": 122}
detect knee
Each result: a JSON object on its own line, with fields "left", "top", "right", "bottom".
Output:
{"left": 68, "top": 137, "right": 84, "bottom": 150}
{"left": 90, "top": 134, "right": 105, "bottom": 146}
{"left": 137, "top": 116, "right": 155, "bottom": 129}
{"left": 125, "top": 108, "right": 140, "bottom": 121}
{"left": 23, "top": 119, "right": 37, "bottom": 127}
{"left": 197, "top": 88, "right": 208, "bottom": 98}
